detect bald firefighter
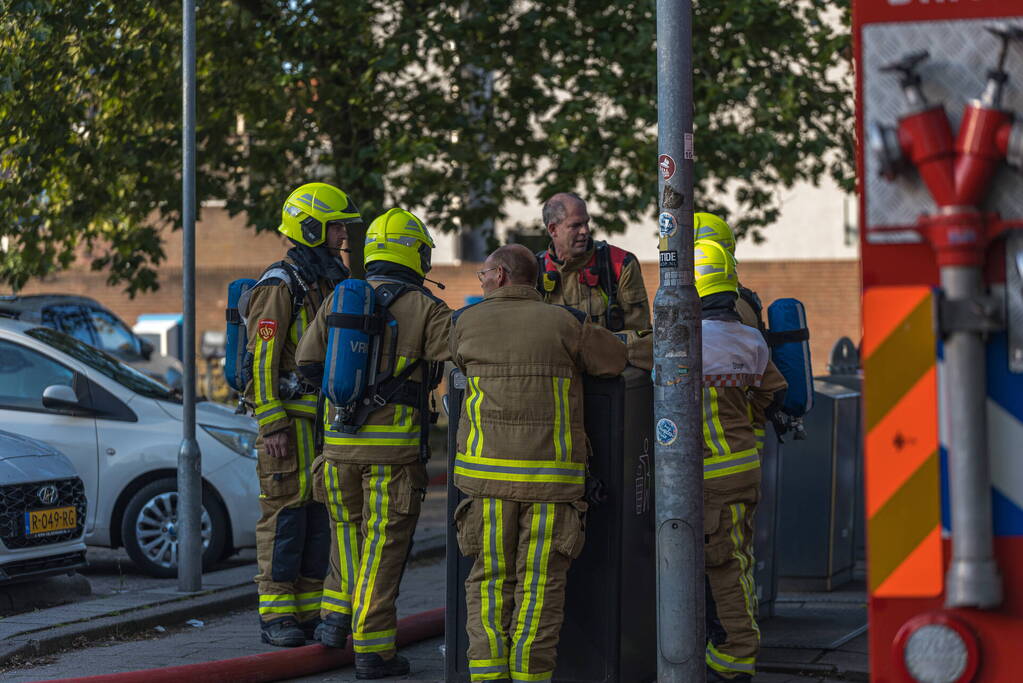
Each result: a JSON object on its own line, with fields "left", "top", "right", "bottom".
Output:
{"left": 694, "top": 239, "right": 787, "bottom": 682}
{"left": 451, "top": 244, "right": 628, "bottom": 683}
{"left": 536, "top": 193, "right": 651, "bottom": 365}
{"left": 296, "top": 208, "right": 451, "bottom": 679}
{"left": 244, "top": 182, "right": 360, "bottom": 646}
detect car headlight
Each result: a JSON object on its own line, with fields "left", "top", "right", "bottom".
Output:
{"left": 201, "top": 425, "right": 258, "bottom": 459}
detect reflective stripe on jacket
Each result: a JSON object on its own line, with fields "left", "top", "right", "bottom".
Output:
{"left": 450, "top": 285, "right": 628, "bottom": 502}
{"left": 701, "top": 318, "right": 787, "bottom": 492}
{"left": 296, "top": 281, "right": 452, "bottom": 465}
{"left": 244, "top": 257, "right": 332, "bottom": 437}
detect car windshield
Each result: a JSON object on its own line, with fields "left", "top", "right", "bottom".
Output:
{"left": 26, "top": 327, "right": 178, "bottom": 402}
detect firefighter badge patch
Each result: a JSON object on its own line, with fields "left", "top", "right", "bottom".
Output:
{"left": 256, "top": 319, "right": 277, "bottom": 341}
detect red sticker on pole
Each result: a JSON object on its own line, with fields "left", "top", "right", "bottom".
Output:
{"left": 658, "top": 154, "right": 676, "bottom": 181}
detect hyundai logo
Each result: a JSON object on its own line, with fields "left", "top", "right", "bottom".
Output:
{"left": 37, "top": 485, "right": 59, "bottom": 506}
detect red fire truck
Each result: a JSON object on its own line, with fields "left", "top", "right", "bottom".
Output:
{"left": 855, "top": 1, "right": 1023, "bottom": 680}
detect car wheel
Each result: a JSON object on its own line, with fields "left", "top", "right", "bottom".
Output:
{"left": 120, "top": 478, "right": 228, "bottom": 578}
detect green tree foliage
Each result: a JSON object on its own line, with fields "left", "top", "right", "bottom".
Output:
{"left": 0, "top": 0, "right": 851, "bottom": 293}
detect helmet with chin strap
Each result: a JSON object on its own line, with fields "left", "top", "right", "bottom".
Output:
{"left": 278, "top": 182, "right": 362, "bottom": 248}
{"left": 364, "top": 208, "right": 436, "bottom": 277}
{"left": 694, "top": 238, "right": 739, "bottom": 298}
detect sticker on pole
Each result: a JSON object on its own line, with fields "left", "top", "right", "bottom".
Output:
{"left": 658, "top": 212, "right": 678, "bottom": 238}
{"left": 684, "top": 133, "right": 694, "bottom": 160}
{"left": 660, "top": 250, "right": 678, "bottom": 269}
{"left": 658, "top": 154, "right": 676, "bottom": 181}
{"left": 656, "top": 418, "right": 678, "bottom": 446}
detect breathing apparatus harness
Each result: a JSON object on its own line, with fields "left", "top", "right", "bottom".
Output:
{"left": 536, "top": 240, "right": 628, "bottom": 332}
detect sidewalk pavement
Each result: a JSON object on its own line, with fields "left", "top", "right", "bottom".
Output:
{"left": 0, "top": 481, "right": 868, "bottom": 682}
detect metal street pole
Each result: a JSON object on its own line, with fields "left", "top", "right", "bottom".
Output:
{"left": 178, "top": 0, "right": 202, "bottom": 593}
{"left": 653, "top": 0, "right": 703, "bottom": 681}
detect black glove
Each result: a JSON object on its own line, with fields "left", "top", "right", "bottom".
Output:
{"left": 585, "top": 476, "right": 608, "bottom": 507}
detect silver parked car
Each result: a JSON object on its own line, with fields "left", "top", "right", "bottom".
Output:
{"left": 0, "top": 429, "right": 87, "bottom": 583}
{"left": 0, "top": 294, "right": 184, "bottom": 390}
{"left": 0, "top": 319, "right": 259, "bottom": 577}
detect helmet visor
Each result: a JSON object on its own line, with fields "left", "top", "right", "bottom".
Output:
{"left": 419, "top": 241, "right": 433, "bottom": 275}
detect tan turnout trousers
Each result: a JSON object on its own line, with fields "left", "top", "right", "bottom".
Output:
{"left": 319, "top": 460, "right": 426, "bottom": 658}
{"left": 255, "top": 417, "right": 330, "bottom": 624}
{"left": 456, "top": 497, "right": 586, "bottom": 683}
{"left": 705, "top": 484, "right": 760, "bottom": 679}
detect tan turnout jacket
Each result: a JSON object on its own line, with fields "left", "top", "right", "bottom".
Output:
{"left": 295, "top": 279, "right": 452, "bottom": 465}
{"left": 243, "top": 257, "right": 333, "bottom": 438}
{"left": 450, "top": 285, "right": 628, "bottom": 503}
{"left": 700, "top": 318, "right": 787, "bottom": 493}
{"left": 538, "top": 242, "right": 650, "bottom": 332}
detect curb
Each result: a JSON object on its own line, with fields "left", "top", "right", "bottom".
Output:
{"left": 0, "top": 531, "right": 448, "bottom": 669}
{"left": 0, "top": 574, "right": 91, "bottom": 616}
{"left": 0, "top": 584, "right": 255, "bottom": 668}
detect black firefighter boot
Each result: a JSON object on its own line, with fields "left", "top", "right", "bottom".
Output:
{"left": 314, "top": 612, "right": 352, "bottom": 648}
{"left": 260, "top": 616, "right": 306, "bottom": 647}
{"left": 298, "top": 617, "right": 321, "bottom": 641}
{"left": 354, "top": 652, "right": 411, "bottom": 679}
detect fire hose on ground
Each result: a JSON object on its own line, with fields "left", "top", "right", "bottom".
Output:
{"left": 36, "top": 607, "right": 446, "bottom": 683}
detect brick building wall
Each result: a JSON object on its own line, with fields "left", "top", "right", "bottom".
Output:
{"left": 9, "top": 258, "right": 860, "bottom": 375}
{"left": 5, "top": 207, "right": 860, "bottom": 373}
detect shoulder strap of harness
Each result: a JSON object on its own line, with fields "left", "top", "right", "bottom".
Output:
{"left": 343, "top": 280, "right": 442, "bottom": 461}
{"left": 594, "top": 241, "right": 628, "bottom": 332}
{"left": 557, "top": 305, "right": 588, "bottom": 325}
{"left": 738, "top": 285, "right": 766, "bottom": 333}
{"left": 536, "top": 249, "right": 559, "bottom": 295}
{"left": 252, "top": 260, "right": 309, "bottom": 323}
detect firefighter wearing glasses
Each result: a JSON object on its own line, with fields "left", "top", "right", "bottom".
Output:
{"left": 296, "top": 208, "right": 452, "bottom": 679}
{"left": 245, "top": 182, "right": 360, "bottom": 647}
{"left": 452, "top": 244, "right": 628, "bottom": 683}
{"left": 694, "top": 239, "right": 787, "bottom": 682}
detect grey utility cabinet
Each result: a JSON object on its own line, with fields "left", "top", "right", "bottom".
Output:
{"left": 776, "top": 380, "right": 861, "bottom": 591}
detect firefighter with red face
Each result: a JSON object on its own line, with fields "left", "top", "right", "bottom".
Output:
{"left": 536, "top": 193, "right": 651, "bottom": 341}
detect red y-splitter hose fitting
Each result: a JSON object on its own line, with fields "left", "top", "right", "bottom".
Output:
{"left": 956, "top": 102, "right": 1014, "bottom": 206}
{"left": 37, "top": 608, "right": 445, "bottom": 683}
{"left": 898, "top": 105, "right": 957, "bottom": 205}
{"left": 895, "top": 101, "right": 1015, "bottom": 266}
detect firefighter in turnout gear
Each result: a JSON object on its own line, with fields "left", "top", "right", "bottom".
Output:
{"left": 451, "top": 244, "right": 628, "bottom": 683}
{"left": 694, "top": 212, "right": 771, "bottom": 456}
{"left": 295, "top": 208, "right": 452, "bottom": 679}
{"left": 244, "top": 182, "right": 360, "bottom": 647}
{"left": 536, "top": 193, "right": 651, "bottom": 368}
{"left": 694, "top": 239, "right": 787, "bottom": 682}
